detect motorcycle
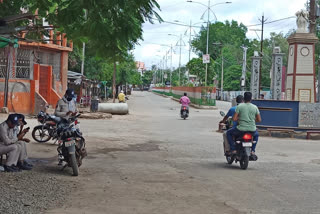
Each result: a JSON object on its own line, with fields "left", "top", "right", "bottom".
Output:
{"left": 56, "top": 114, "right": 87, "bottom": 176}
{"left": 219, "top": 111, "right": 257, "bottom": 170}
{"left": 32, "top": 111, "right": 81, "bottom": 143}
{"left": 180, "top": 106, "right": 189, "bottom": 120}
{"left": 32, "top": 111, "right": 61, "bottom": 143}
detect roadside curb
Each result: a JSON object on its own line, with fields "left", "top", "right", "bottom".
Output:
{"left": 152, "top": 92, "right": 218, "bottom": 110}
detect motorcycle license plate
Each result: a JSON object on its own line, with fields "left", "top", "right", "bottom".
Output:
{"left": 64, "top": 140, "right": 75, "bottom": 147}
{"left": 242, "top": 142, "right": 252, "bottom": 147}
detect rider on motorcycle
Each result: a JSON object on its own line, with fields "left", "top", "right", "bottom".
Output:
{"left": 55, "top": 88, "right": 78, "bottom": 119}
{"left": 179, "top": 93, "right": 190, "bottom": 114}
{"left": 219, "top": 95, "right": 244, "bottom": 154}
{"left": 226, "top": 92, "right": 261, "bottom": 155}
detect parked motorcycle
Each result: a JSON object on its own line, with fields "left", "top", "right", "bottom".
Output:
{"left": 219, "top": 111, "right": 257, "bottom": 170}
{"left": 56, "top": 114, "right": 87, "bottom": 176}
{"left": 32, "top": 111, "right": 81, "bottom": 143}
{"left": 180, "top": 106, "right": 189, "bottom": 120}
{"left": 32, "top": 111, "right": 61, "bottom": 143}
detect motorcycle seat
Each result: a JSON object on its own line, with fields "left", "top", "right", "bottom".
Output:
{"left": 48, "top": 115, "right": 62, "bottom": 123}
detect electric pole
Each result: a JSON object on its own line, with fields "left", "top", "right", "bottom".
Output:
{"left": 258, "top": 15, "right": 266, "bottom": 94}
{"left": 309, "top": 0, "right": 316, "bottom": 34}
{"left": 188, "top": 20, "right": 192, "bottom": 82}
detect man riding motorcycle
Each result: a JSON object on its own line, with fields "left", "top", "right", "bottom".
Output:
{"left": 179, "top": 93, "right": 190, "bottom": 115}
{"left": 55, "top": 88, "right": 78, "bottom": 119}
{"left": 227, "top": 92, "right": 261, "bottom": 156}
{"left": 219, "top": 95, "right": 244, "bottom": 154}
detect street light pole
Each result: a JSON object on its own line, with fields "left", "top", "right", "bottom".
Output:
{"left": 170, "top": 44, "right": 173, "bottom": 89}
{"left": 187, "top": 1, "right": 231, "bottom": 86}
{"left": 205, "top": 0, "right": 210, "bottom": 87}
{"left": 179, "top": 34, "right": 182, "bottom": 85}
{"left": 168, "top": 34, "right": 185, "bottom": 86}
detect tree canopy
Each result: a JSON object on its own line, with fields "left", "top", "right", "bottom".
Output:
{"left": 191, "top": 20, "right": 290, "bottom": 91}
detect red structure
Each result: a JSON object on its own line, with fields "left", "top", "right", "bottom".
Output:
{"left": 0, "top": 30, "right": 73, "bottom": 114}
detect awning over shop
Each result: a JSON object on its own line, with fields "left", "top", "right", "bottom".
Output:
{"left": 0, "top": 36, "right": 18, "bottom": 48}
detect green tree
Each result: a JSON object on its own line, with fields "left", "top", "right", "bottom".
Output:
{"left": 1, "top": 0, "right": 162, "bottom": 102}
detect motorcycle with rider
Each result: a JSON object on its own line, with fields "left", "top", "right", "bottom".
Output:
{"left": 179, "top": 93, "right": 190, "bottom": 120}
{"left": 219, "top": 92, "right": 260, "bottom": 170}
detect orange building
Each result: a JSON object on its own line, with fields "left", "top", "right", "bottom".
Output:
{"left": 0, "top": 30, "right": 73, "bottom": 114}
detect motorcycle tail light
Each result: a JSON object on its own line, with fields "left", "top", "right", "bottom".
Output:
{"left": 183, "top": 107, "right": 186, "bottom": 110}
{"left": 243, "top": 134, "right": 252, "bottom": 141}
{"left": 75, "top": 120, "right": 78, "bottom": 125}
{"left": 66, "top": 138, "right": 72, "bottom": 141}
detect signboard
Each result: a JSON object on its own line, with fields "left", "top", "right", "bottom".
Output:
{"left": 299, "top": 102, "right": 320, "bottom": 127}
{"left": 164, "top": 73, "right": 167, "bottom": 79}
{"left": 298, "top": 89, "right": 311, "bottom": 102}
{"left": 250, "top": 57, "right": 261, "bottom": 99}
{"left": 271, "top": 54, "right": 284, "bottom": 100}
{"left": 203, "top": 54, "right": 210, "bottom": 64}
{"left": 286, "top": 88, "right": 292, "bottom": 100}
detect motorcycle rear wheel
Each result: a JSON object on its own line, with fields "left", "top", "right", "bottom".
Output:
{"left": 32, "top": 126, "right": 51, "bottom": 143}
{"left": 240, "top": 154, "right": 249, "bottom": 170}
{"left": 70, "top": 153, "right": 79, "bottom": 176}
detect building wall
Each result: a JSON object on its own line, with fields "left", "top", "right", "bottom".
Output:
{"left": 0, "top": 79, "right": 32, "bottom": 114}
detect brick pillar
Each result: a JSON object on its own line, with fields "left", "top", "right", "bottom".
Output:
{"left": 49, "top": 28, "right": 54, "bottom": 44}
{"left": 56, "top": 31, "right": 62, "bottom": 46}
{"left": 69, "top": 40, "right": 73, "bottom": 49}
{"left": 47, "top": 66, "right": 53, "bottom": 104}
{"left": 62, "top": 33, "right": 67, "bottom": 47}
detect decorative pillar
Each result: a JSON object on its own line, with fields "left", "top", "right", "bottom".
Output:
{"left": 286, "top": 10, "right": 318, "bottom": 103}
{"left": 56, "top": 31, "right": 62, "bottom": 46}
{"left": 271, "top": 47, "right": 285, "bottom": 100}
{"left": 251, "top": 51, "right": 261, "bottom": 100}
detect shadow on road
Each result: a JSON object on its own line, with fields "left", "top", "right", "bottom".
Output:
{"left": 199, "top": 161, "right": 258, "bottom": 171}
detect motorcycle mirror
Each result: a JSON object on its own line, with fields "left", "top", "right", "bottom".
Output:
{"left": 220, "top": 111, "right": 225, "bottom": 117}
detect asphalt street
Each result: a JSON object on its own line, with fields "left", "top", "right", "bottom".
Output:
{"left": 3, "top": 91, "right": 319, "bottom": 214}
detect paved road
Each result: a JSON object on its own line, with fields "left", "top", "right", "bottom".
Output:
{"left": 44, "top": 92, "right": 320, "bottom": 214}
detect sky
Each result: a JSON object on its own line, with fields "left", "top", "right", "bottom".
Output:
{"left": 133, "top": 0, "right": 307, "bottom": 69}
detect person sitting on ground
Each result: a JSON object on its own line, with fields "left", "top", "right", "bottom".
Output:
{"left": 219, "top": 95, "right": 244, "bottom": 154}
{"left": 0, "top": 114, "right": 32, "bottom": 172}
{"left": 12, "top": 113, "right": 27, "bottom": 135}
{"left": 179, "top": 93, "right": 191, "bottom": 114}
{"left": 227, "top": 92, "right": 261, "bottom": 156}
{"left": 55, "top": 88, "right": 78, "bottom": 119}
{"left": 118, "top": 90, "right": 126, "bottom": 103}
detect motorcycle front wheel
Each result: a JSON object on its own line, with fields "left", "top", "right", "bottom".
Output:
{"left": 70, "top": 153, "right": 79, "bottom": 176}
{"left": 32, "top": 126, "right": 52, "bottom": 143}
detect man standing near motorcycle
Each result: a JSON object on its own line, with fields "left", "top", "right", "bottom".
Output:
{"left": 55, "top": 88, "right": 78, "bottom": 119}
{"left": 219, "top": 95, "right": 244, "bottom": 154}
{"left": 227, "top": 92, "right": 261, "bottom": 155}
{"left": 179, "top": 93, "right": 190, "bottom": 115}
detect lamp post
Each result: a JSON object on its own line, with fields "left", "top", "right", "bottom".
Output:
{"left": 168, "top": 34, "right": 185, "bottom": 86}
{"left": 213, "top": 42, "right": 223, "bottom": 94}
{"left": 173, "top": 20, "right": 206, "bottom": 83}
{"left": 186, "top": 1, "right": 231, "bottom": 86}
